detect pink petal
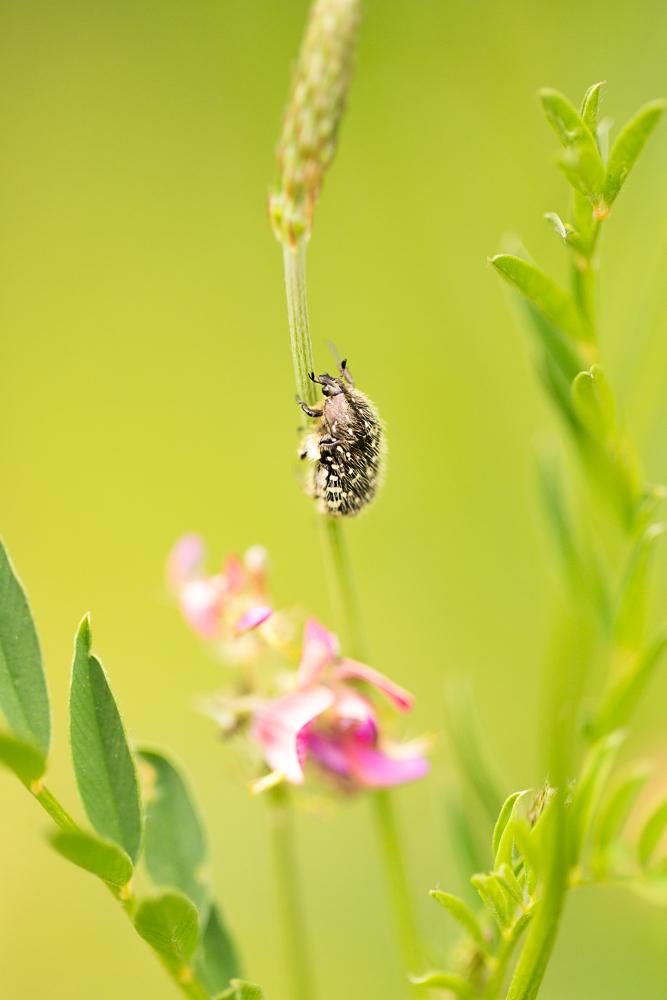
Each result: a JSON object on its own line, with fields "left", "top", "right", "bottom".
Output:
{"left": 306, "top": 732, "right": 353, "bottom": 779}
{"left": 235, "top": 605, "right": 273, "bottom": 634}
{"left": 331, "top": 687, "right": 377, "bottom": 744}
{"left": 223, "top": 554, "right": 245, "bottom": 594}
{"left": 334, "top": 659, "right": 414, "bottom": 712}
{"left": 347, "top": 744, "right": 430, "bottom": 788}
{"left": 167, "top": 534, "right": 204, "bottom": 592}
{"left": 244, "top": 545, "right": 269, "bottom": 588}
{"left": 252, "top": 686, "right": 335, "bottom": 784}
{"left": 298, "top": 618, "right": 339, "bottom": 685}
{"left": 179, "top": 577, "right": 224, "bottom": 638}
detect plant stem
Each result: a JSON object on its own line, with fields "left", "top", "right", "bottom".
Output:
{"left": 320, "top": 516, "right": 365, "bottom": 658}
{"left": 283, "top": 241, "right": 317, "bottom": 408}
{"left": 268, "top": 786, "right": 315, "bottom": 1000}
{"left": 372, "top": 788, "right": 422, "bottom": 976}
{"left": 279, "top": 232, "right": 424, "bottom": 987}
{"left": 32, "top": 782, "right": 78, "bottom": 829}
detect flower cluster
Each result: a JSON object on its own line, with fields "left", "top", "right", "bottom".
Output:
{"left": 168, "top": 536, "right": 428, "bottom": 792}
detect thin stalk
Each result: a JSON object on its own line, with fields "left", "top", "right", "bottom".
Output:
{"left": 32, "top": 782, "right": 78, "bottom": 829}
{"left": 280, "top": 233, "right": 424, "bottom": 985}
{"left": 283, "top": 241, "right": 317, "bottom": 408}
{"left": 320, "top": 516, "right": 365, "bottom": 658}
{"left": 268, "top": 786, "right": 315, "bottom": 1000}
{"left": 372, "top": 788, "right": 422, "bottom": 975}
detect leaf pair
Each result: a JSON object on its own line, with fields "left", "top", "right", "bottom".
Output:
{"left": 540, "top": 85, "right": 665, "bottom": 211}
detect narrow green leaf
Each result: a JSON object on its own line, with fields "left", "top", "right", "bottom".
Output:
{"left": 490, "top": 254, "right": 592, "bottom": 343}
{"left": 496, "top": 863, "right": 524, "bottom": 907}
{"left": 495, "top": 790, "right": 533, "bottom": 869}
{"left": 594, "top": 764, "right": 652, "bottom": 856}
{"left": 0, "top": 729, "right": 47, "bottom": 786}
{"left": 410, "top": 972, "right": 474, "bottom": 997}
{"left": 569, "top": 732, "right": 624, "bottom": 861}
{"left": 0, "top": 541, "right": 51, "bottom": 754}
{"left": 49, "top": 828, "right": 133, "bottom": 889}
{"left": 539, "top": 88, "right": 604, "bottom": 198}
{"left": 216, "top": 980, "right": 264, "bottom": 1000}
{"left": 444, "top": 680, "right": 504, "bottom": 823}
{"left": 614, "top": 524, "right": 665, "bottom": 650}
{"left": 196, "top": 905, "right": 242, "bottom": 994}
{"left": 69, "top": 616, "right": 142, "bottom": 862}
{"left": 138, "top": 748, "right": 210, "bottom": 917}
{"left": 581, "top": 81, "right": 605, "bottom": 137}
{"left": 638, "top": 797, "right": 667, "bottom": 868}
{"left": 509, "top": 820, "right": 541, "bottom": 896}
{"left": 134, "top": 891, "right": 200, "bottom": 967}
{"left": 603, "top": 99, "right": 665, "bottom": 206}
{"left": 591, "top": 629, "right": 667, "bottom": 737}
{"left": 471, "top": 873, "right": 510, "bottom": 929}
{"left": 492, "top": 791, "right": 522, "bottom": 858}
{"left": 571, "top": 365, "right": 616, "bottom": 438}
{"left": 429, "top": 890, "right": 487, "bottom": 951}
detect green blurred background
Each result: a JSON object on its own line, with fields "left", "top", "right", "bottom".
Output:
{"left": 2, "top": 1, "right": 667, "bottom": 996}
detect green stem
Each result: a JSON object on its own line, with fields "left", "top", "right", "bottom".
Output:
{"left": 32, "top": 782, "right": 78, "bottom": 830}
{"left": 279, "top": 231, "right": 424, "bottom": 990}
{"left": 283, "top": 240, "right": 317, "bottom": 408}
{"left": 372, "top": 789, "right": 422, "bottom": 975}
{"left": 320, "top": 516, "right": 366, "bottom": 658}
{"left": 268, "top": 786, "right": 315, "bottom": 1000}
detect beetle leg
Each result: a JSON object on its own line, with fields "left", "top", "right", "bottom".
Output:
{"left": 296, "top": 396, "right": 324, "bottom": 418}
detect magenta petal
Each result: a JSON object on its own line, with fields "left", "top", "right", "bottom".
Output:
{"left": 334, "top": 659, "right": 414, "bottom": 712}
{"left": 298, "top": 618, "right": 339, "bottom": 685}
{"left": 167, "top": 534, "right": 204, "bottom": 592}
{"left": 252, "top": 686, "right": 335, "bottom": 784}
{"left": 347, "top": 744, "right": 430, "bottom": 788}
{"left": 235, "top": 605, "right": 273, "bottom": 634}
{"left": 306, "top": 732, "right": 354, "bottom": 779}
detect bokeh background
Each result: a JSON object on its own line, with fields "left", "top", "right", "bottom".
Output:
{"left": 2, "top": 1, "right": 667, "bottom": 997}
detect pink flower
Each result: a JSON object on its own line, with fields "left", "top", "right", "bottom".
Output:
{"left": 251, "top": 618, "right": 429, "bottom": 789}
{"left": 168, "top": 534, "right": 272, "bottom": 641}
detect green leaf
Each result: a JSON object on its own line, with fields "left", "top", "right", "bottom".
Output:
{"left": 603, "top": 99, "right": 665, "bottom": 206}
{"left": 571, "top": 365, "right": 616, "bottom": 438}
{"left": 196, "top": 905, "right": 242, "bottom": 994}
{"left": 614, "top": 524, "right": 665, "bottom": 650}
{"left": 494, "top": 790, "right": 533, "bottom": 869}
{"left": 444, "top": 680, "right": 504, "bottom": 823}
{"left": 69, "top": 616, "right": 142, "bottom": 862}
{"left": 490, "top": 254, "right": 592, "bottom": 343}
{"left": 539, "top": 88, "right": 604, "bottom": 198}
{"left": 410, "top": 972, "right": 474, "bottom": 997}
{"left": 638, "top": 797, "right": 667, "bottom": 868}
{"left": 429, "top": 890, "right": 487, "bottom": 951}
{"left": 0, "top": 729, "right": 47, "bottom": 786}
{"left": 0, "top": 541, "right": 51, "bottom": 754}
{"left": 134, "top": 891, "right": 200, "bottom": 968}
{"left": 496, "top": 863, "right": 524, "bottom": 907}
{"left": 471, "top": 873, "right": 510, "bottom": 929}
{"left": 138, "top": 748, "right": 210, "bottom": 917}
{"left": 593, "top": 764, "right": 652, "bottom": 857}
{"left": 216, "top": 980, "right": 264, "bottom": 1000}
{"left": 581, "top": 81, "right": 605, "bottom": 137}
{"left": 591, "top": 628, "right": 667, "bottom": 737}
{"left": 49, "top": 828, "right": 133, "bottom": 889}
{"left": 569, "top": 732, "right": 624, "bottom": 861}
{"left": 491, "top": 790, "right": 525, "bottom": 861}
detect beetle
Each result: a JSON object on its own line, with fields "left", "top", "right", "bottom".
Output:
{"left": 297, "top": 357, "right": 384, "bottom": 517}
